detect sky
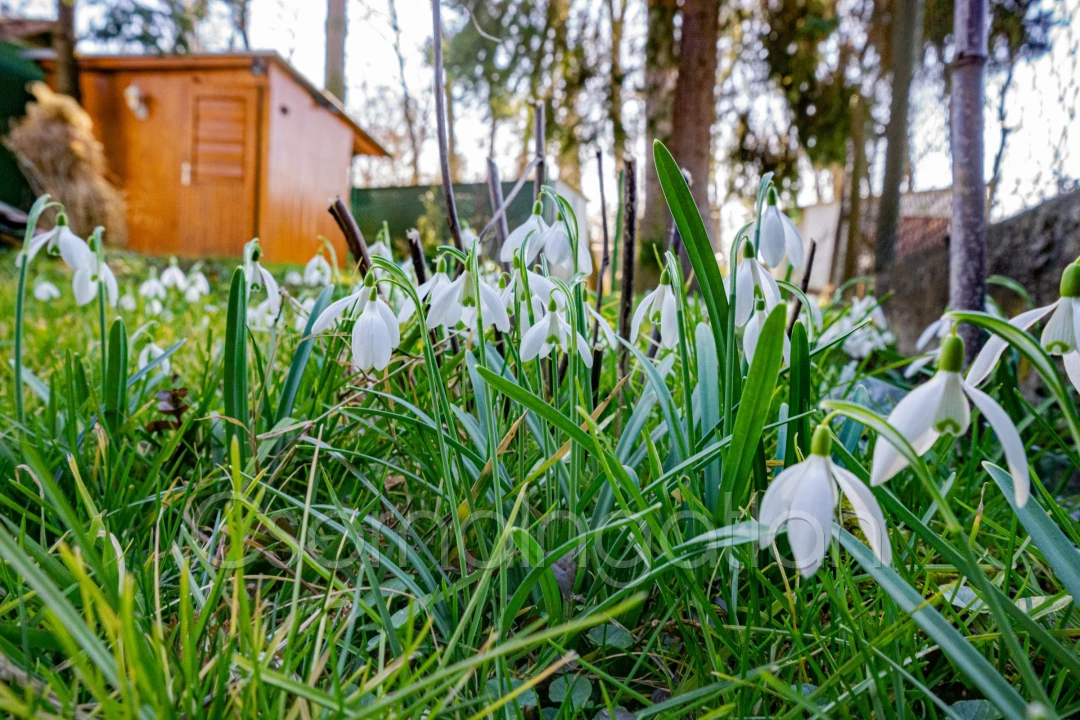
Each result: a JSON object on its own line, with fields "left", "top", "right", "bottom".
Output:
{"left": 7, "top": 0, "right": 1080, "bottom": 252}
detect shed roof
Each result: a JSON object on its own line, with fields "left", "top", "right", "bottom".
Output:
{"left": 40, "top": 50, "right": 390, "bottom": 157}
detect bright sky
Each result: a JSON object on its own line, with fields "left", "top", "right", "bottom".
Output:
{"left": 10, "top": 0, "right": 1080, "bottom": 250}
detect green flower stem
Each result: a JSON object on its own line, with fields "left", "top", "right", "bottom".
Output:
{"left": 13, "top": 258, "right": 29, "bottom": 428}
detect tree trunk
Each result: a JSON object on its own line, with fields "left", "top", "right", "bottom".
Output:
{"left": 388, "top": 0, "right": 421, "bottom": 184}
{"left": 641, "top": 0, "right": 679, "bottom": 251}
{"left": 605, "top": 0, "right": 628, "bottom": 160}
{"left": 950, "top": 0, "right": 988, "bottom": 358}
{"left": 841, "top": 95, "right": 868, "bottom": 283}
{"left": 667, "top": 0, "right": 720, "bottom": 245}
{"left": 324, "top": 0, "right": 347, "bottom": 101}
{"left": 875, "top": 0, "right": 923, "bottom": 284}
{"left": 54, "top": 0, "right": 80, "bottom": 103}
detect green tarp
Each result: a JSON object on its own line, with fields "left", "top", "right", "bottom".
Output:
{"left": 0, "top": 41, "right": 43, "bottom": 211}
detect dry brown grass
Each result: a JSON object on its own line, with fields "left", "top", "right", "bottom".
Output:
{"left": 4, "top": 82, "right": 126, "bottom": 244}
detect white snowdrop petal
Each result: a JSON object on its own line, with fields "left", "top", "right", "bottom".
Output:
{"left": 575, "top": 332, "right": 593, "bottom": 367}
{"left": 479, "top": 281, "right": 511, "bottom": 332}
{"left": 630, "top": 289, "right": 656, "bottom": 342}
{"left": 101, "top": 263, "right": 119, "bottom": 307}
{"left": 734, "top": 261, "right": 754, "bottom": 326}
{"left": 1064, "top": 351, "right": 1080, "bottom": 392}
{"left": 743, "top": 312, "right": 762, "bottom": 366}
{"left": 312, "top": 293, "right": 362, "bottom": 335}
{"left": 904, "top": 352, "right": 937, "bottom": 379}
{"left": 786, "top": 458, "right": 836, "bottom": 577}
{"left": 780, "top": 214, "right": 804, "bottom": 270}
{"left": 759, "top": 208, "right": 786, "bottom": 268}
{"left": 659, "top": 288, "right": 679, "bottom": 349}
{"left": 870, "top": 373, "right": 945, "bottom": 486}
{"left": 520, "top": 322, "right": 548, "bottom": 362}
{"left": 375, "top": 299, "right": 401, "bottom": 348}
{"left": 967, "top": 303, "right": 1057, "bottom": 386}
{"left": 72, "top": 269, "right": 96, "bottom": 306}
{"left": 1040, "top": 300, "right": 1074, "bottom": 354}
{"left": 963, "top": 381, "right": 1030, "bottom": 507}
{"left": 758, "top": 460, "right": 814, "bottom": 544}
{"left": 932, "top": 371, "right": 971, "bottom": 437}
{"left": 831, "top": 463, "right": 891, "bottom": 566}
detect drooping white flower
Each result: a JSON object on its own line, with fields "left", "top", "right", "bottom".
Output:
{"left": 304, "top": 252, "right": 333, "bottom": 287}
{"left": 138, "top": 342, "right": 171, "bottom": 376}
{"left": 147, "top": 298, "right": 164, "bottom": 316}
{"left": 760, "top": 426, "right": 891, "bottom": 577}
{"left": 184, "top": 270, "right": 211, "bottom": 302}
{"left": 501, "top": 201, "right": 547, "bottom": 264}
{"left": 244, "top": 239, "right": 280, "bottom": 316}
{"left": 758, "top": 186, "right": 805, "bottom": 269}
{"left": 872, "top": 334, "right": 1029, "bottom": 506}
{"left": 734, "top": 242, "right": 782, "bottom": 327}
{"left": 294, "top": 297, "right": 316, "bottom": 332}
{"left": 539, "top": 213, "right": 592, "bottom": 274}
{"left": 743, "top": 295, "right": 790, "bottom": 366}
{"left": 460, "top": 222, "right": 480, "bottom": 251}
{"left": 72, "top": 245, "right": 118, "bottom": 307}
{"left": 398, "top": 256, "right": 452, "bottom": 323}
{"left": 247, "top": 299, "right": 279, "bottom": 332}
{"left": 18, "top": 215, "right": 90, "bottom": 270}
{"left": 140, "top": 270, "right": 167, "bottom": 300}
{"left": 349, "top": 285, "right": 400, "bottom": 371}
{"left": 968, "top": 263, "right": 1080, "bottom": 391}
{"left": 426, "top": 268, "right": 511, "bottom": 333}
{"left": 119, "top": 293, "right": 137, "bottom": 312}
{"left": 285, "top": 270, "right": 304, "bottom": 287}
{"left": 630, "top": 269, "right": 679, "bottom": 349}
{"left": 33, "top": 280, "right": 61, "bottom": 301}
{"left": 310, "top": 280, "right": 371, "bottom": 336}
{"left": 161, "top": 257, "right": 187, "bottom": 290}
{"left": 520, "top": 300, "right": 593, "bottom": 367}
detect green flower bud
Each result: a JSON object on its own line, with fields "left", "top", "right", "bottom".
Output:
{"left": 766, "top": 186, "right": 778, "bottom": 206}
{"left": 742, "top": 240, "right": 755, "bottom": 259}
{"left": 810, "top": 425, "right": 833, "bottom": 457}
{"left": 938, "top": 334, "right": 965, "bottom": 373}
{"left": 532, "top": 200, "right": 543, "bottom": 216}
{"left": 1060, "top": 264, "right": 1080, "bottom": 298}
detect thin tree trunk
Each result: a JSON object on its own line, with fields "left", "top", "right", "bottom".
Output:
{"left": 950, "top": 0, "right": 989, "bottom": 358}
{"left": 54, "top": 0, "right": 80, "bottom": 102}
{"left": 875, "top": 0, "right": 923, "bottom": 283}
{"left": 533, "top": 101, "right": 546, "bottom": 204}
{"left": 667, "top": 0, "right": 719, "bottom": 246}
{"left": 618, "top": 156, "right": 637, "bottom": 380}
{"left": 431, "top": 0, "right": 463, "bottom": 251}
{"left": 388, "top": 0, "right": 421, "bottom": 184}
{"left": 841, "top": 96, "right": 868, "bottom": 283}
{"left": 604, "top": 0, "right": 628, "bottom": 160}
{"left": 324, "top": 0, "right": 347, "bottom": 101}
{"left": 641, "top": 0, "right": 679, "bottom": 250}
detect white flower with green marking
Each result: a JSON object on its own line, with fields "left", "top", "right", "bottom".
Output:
{"left": 734, "top": 241, "right": 781, "bottom": 327}
{"left": 161, "top": 257, "right": 187, "bottom": 291}
{"left": 873, "top": 334, "right": 1029, "bottom": 506}
{"left": 758, "top": 187, "right": 805, "bottom": 270}
{"left": 243, "top": 239, "right": 280, "bottom": 316}
{"left": 398, "top": 256, "right": 452, "bottom": 323}
{"left": 520, "top": 299, "right": 592, "bottom": 367}
{"left": 501, "top": 201, "right": 547, "bottom": 264}
{"left": 303, "top": 251, "right": 333, "bottom": 287}
{"left": 760, "top": 426, "right": 890, "bottom": 577}
{"left": 631, "top": 268, "right": 679, "bottom": 349}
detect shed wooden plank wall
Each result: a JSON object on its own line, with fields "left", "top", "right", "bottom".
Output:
{"left": 259, "top": 62, "right": 352, "bottom": 265}
{"left": 51, "top": 57, "right": 359, "bottom": 264}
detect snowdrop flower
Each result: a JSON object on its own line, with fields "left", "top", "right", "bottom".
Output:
{"left": 460, "top": 222, "right": 480, "bottom": 251}
{"left": 119, "top": 293, "right": 137, "bottom": 312}
{"left": 539, "top": 213, "right": 592, "bottom": 274}
{"left": 247, "top": 299, "right": 278, "bottom": 332}
{"left": 968, "top": 262, "right": 1080, "bottom": 390}
{"left": 630, "top": 269, "right": 679, "bottom": 350}
{"left": 294, "top": 297, "right": 316, "bottom": 332}
{"left": 760, "top": 425, "right": 891, "bottom": 577}
{"left": 368, "top": 240, "right": 393, "bottom": 263}
{"left": 427, "top": 267, "right": 510, "bottom": 333}
{"left": 743, "top": 295, "right": 790, "bottom": 366}
{"left": 18, "top": 214, "right": 89, "bottom": 269}
{"left": 140, "top": 270, "right": 167, "bottom": 300}
{"left": 244, "top": 239, "right": 280, "bottom": 316}
{"left": 138, "top": 342, "right": 170, "bottom": 376}
{"left": 285, "top": 270, "right": 304, "bottom": 287}
{"left": 871, "top": 334, "right": 1029, "bottom": 506}
{"left": 33, "top": 280, "right": 61, "bottom": 301}
{"left": 147, "top": 298, "right": 164, "bottom": 316}
{"left": 520, "top": 299, "right": 593, "bottom": 367}
{"left": 586, "top": 303, "right": 617, "bottom": 349}
{"left": 72, "top": 240, "right": 118, "bottom": 307}
{"left": 399, "top": 256, "right": 452, "bottom": 323}
{"left": 501, "top": 201, "right": 547, "bottom": 264}
{"left": 304, "top": 251, "right": 333, "bottom": 287}
{"left": 161, "top": 258, "right": 187, "bottom": 291}
{"left": 184, "top": 270, "right": 210, "bottom": 302}
{"left": 735, "top": 241, "right": 781, "bottom": 326}
{"left": 344, "top": 282, "right": 400, "bottom": 371}
{"left": 758, "top": 186, "right": 805, "bottom": 269}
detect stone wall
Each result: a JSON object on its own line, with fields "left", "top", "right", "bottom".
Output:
{"left": 881, "top": 190, "right": 1080, "bottom": 354}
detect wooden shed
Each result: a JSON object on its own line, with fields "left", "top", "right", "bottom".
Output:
{"left": 41, "top": 51, "right": 389, "bottom": 264}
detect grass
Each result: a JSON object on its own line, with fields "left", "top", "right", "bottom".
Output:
{"left": 0, "top": 165, "right": 1078, "bottom": 718}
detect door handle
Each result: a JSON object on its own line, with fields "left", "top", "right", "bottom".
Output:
{"left": 181, "top": 162, "right": 192, "bottom": 186}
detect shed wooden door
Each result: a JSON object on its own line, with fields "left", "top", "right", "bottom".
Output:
{"left": 180, "top": 86, "right": 261, "bottom": 256}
